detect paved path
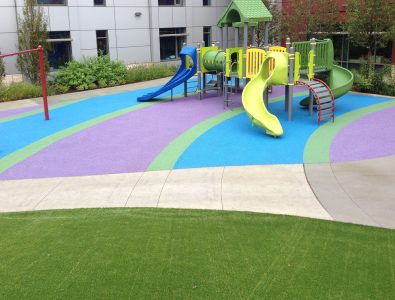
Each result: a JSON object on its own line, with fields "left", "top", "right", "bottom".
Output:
{"left": 305, "top": 155, "right": 395, "bottom": 229}
{"left": 0, "top": 164, "right": 331, "bottom": 221}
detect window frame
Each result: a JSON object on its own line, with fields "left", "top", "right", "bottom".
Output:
{"left": 203, "top": 26, "right": 212, "bottom": 47}
{"left": 46, "top": 31, "right": 73, "bottom": 70}
{"left": 36, "top": 0, "right": 67, "bottom": 6}
{"left": 158, "top": 0, "right": 184, "bottom": 6}
{"left": 159, "top": 27, "right": 187, "bottom": 61}
{"left": 96, "top": 30, "right": 109, "bottom": 56}
{"left": 93, "top": 0, "right": 106, "bottom": 6}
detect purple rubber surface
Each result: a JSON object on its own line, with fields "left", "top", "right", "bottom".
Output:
{"left": 0, "top": 105, "right": 39, "bottom": 119}
{"left": 0, "top": 94, "right": 238, "bottom": 179}
{"left": 330, "top": 106, "right": 395, "bottom": 162}
{"left": 0, "top": 86, "right": 301, "bottom": 180}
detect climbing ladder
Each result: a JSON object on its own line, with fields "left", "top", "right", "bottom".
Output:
{"left": 297, "top": 78, "right": 335, "bottom": 125}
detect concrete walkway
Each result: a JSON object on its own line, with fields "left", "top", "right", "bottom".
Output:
{"left": 305, "top": 155, "right": 395, "bottom": 229}
{"left": 0, "top": 165, "right": 332, "bottom": 221}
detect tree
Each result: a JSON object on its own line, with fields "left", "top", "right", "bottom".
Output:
{"left": 346, "top": 0, "right": 395, "bottom": 61}
{"left": 281, "top": 0, "right": 342, "bottom": 42}
{"left": 17, "top": 0, "right": 48, "bottom": 84}
{"left": 254, "top": 1, "right": 283, "bottom": 46}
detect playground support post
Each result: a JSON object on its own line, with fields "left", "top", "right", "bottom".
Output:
{"left": 197, "top": 43, "right": 202, "bottom": 100}
{"left": 287, "top": 47, "right": 295, "bottom": 121}
{"left": 183, "top": 42, "right": 187, "bottom": 97}
{"left": 0, "top": 46, "right": 49, "bottom": 120}
{"left": 235, "top": 27, "right": 239, "bottom": 47}
{"left": 285, "top": 37, "right": 291, "bottom": 112}
{"left": 309, "top": 38, "right": 317, "bottom": 116}
{"left": 264, "top": 22, "right": 269, "bottom": 46}
{"left": 220, "top": 27, "right": 224, "bottom": 49}
{"left": 252, "top": 27, "right": 257, "bottom": 47}
{"left": 224, "top": 24, "right": 228, "bottom": 49}
{"left": 243, "top": 22, "right": 248, "bottom": 78}
{"left": 201, "top": 41, "right": 207, "bottom": 94}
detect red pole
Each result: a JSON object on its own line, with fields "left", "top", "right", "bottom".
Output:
{"left": 37, "top": 45, "right": 49, "bottom": 120}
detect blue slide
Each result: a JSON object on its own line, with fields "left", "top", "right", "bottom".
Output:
{"left": 137, "top": 47, "right": 197, "bottom": 101}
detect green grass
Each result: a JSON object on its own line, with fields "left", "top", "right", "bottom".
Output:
{"left": 0, "top": 82, "right": 56, "bottom": 102}
{"left": 126, "top": 64, "right": 178, "bottom": 83}
{"left": 0, "top": 208, "right": 394, "bottom": 299}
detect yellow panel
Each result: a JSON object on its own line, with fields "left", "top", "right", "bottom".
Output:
{"left": 246, "top": 48, "right": 266, "bottom": 79}
{"left": 269, "top": 46, "right": 287, "bottom": 53}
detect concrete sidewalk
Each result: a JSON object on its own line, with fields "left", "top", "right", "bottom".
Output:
{"left": 305, "top": 155, "right": 395, "bottom": 229}
{"left": 0, "top": 164, "right": 331, "bottom": 221}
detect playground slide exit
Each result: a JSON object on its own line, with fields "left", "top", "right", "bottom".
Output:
{"left": 137, "top": 47, "right": 197, "bottom": 102}
{"left": 242, "top": 52, "right": 289, "bottom": 137}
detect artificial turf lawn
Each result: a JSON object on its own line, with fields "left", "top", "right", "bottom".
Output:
{"left": 0, "top": 209, "right": 394, "bottom": 299}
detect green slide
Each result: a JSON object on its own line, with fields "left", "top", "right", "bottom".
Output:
{"left": 330, "top": 65, "right": 354, "bottom": 99}
{"left": 242, "top": 52, "right": 289, "bottom": 137}
{"left": 300, "top": 65, "right": 354, "bottom": 106}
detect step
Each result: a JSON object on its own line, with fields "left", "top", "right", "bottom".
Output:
{"left": 318, "top": 109, "right": 333, "bottom": 120}
{"left": 319, "top": 112, "right": 334, "bottom": 121}
{"left": 318, "top": 96, "right": 333, "bottom": 104}
{"left": 314, "top": 87, "right": 329, "bottom": 93}
{"left": 319, "top": 102, "right": 334, "bottom": 110}
{"left": 309, "top": 82, "right": 324, "bottom": 88}
{"left": 207, "top": 80, "right": 218, "bottom": 87}
{"left": 319, "top": 109, "right": 334, "bottom": 117}
{"left": 316, "top": 91, "right": 331, "bottom": 98}
{"left": 320, "top": 114, "right": 333, "bottom": 122}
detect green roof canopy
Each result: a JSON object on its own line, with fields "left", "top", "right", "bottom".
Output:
{"left": 217, "top": 0, "right": 272, "bottom": 28}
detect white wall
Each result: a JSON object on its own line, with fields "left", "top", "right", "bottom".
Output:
{"left": 0, "top": 0, "right": 231, "bottom": 74}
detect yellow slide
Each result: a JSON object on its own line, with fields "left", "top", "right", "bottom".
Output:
{"left": 242, "top": 52, "right": 289, "bottom": 137}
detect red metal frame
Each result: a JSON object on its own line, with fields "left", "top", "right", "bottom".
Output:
{"left": 0, "top": 46, "right": 49, "bottom": 120}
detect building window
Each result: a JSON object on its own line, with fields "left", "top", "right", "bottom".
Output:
{"left": 159, "top": 28, "right": 187, "bottom": 61}
{"left": 203, "top": 0, "right": 211, "bottom": 6}
{"left": 96, "top": 30, "right": 109, "bottom": 56}
{"left": 203, "top": 26, "right": 211, "bottom": 47}
{"left": 94, "top": 0, "right": 106, "bottom": 6}
{"left": 37, "top": 0, "right": 67, "bottom": 5}
{"left": 158, "top": 0, "right": 183, "bottom": 6}
{"left": 47, "top": 31, "right": 72, "bottom": 69}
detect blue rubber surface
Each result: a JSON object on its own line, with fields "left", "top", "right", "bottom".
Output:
{"left": 174, "top": 93, "right": 393, "bottom": 168}
{"left": 0, "top": 83, "right": 190, "bottom": 159}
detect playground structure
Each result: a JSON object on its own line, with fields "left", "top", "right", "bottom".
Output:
{"left": 137, "top": 0, "right": 354, "bottom": 137}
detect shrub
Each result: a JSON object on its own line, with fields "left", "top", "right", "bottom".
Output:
{"left": 54, "top": 55, "right": 127, "bottom": 91}
{"left": 54, "top": 60, "right": 95, "bottom": 91}
{"left": 352, "top": 62, "right": 395, "bottom": 96}
{"left": 0, "top": 82, "right": 55, "bottom": 102}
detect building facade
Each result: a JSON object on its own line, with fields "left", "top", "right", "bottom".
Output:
{"left": 0, "top": 0, "right": 233, "bottom": 74}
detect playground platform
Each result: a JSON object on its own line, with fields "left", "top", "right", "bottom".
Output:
{"left": 0, "top": 79, "right": 394, "bottom": 229}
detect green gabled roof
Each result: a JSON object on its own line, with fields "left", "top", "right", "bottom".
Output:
{"left": 217, "top": 0, "right": 272, "bottom": 27}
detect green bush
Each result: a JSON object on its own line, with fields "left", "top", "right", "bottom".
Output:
{"left": 0, "top": 82, "right": 55, "bottom": 102}
{"left": 54, "top": 55, "right": 127, "bottom": 91}
{"left": 1, "top": 60, "right": 179, "bottom": 102}
{"left": 352, "top": 62, "right": 395, "bottom": 96}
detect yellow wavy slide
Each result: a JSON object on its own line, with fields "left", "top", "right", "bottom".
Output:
{"left": 242, "top": 52, "right": 289, "bottom": 137}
